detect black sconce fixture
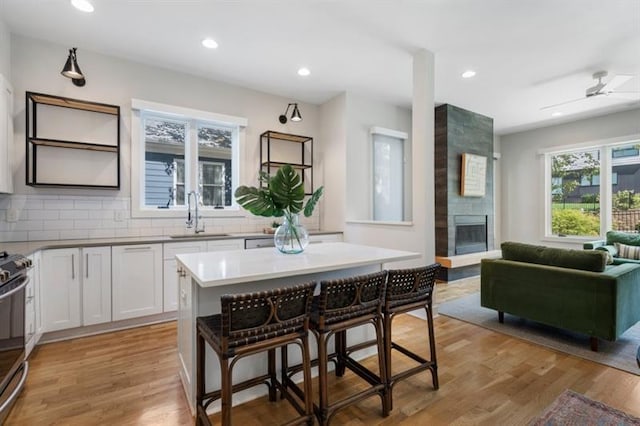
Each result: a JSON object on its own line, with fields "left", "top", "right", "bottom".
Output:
{"left": 278, "top": 103, "right": 302, "bottom": 124}
{"left": 61, "top": 47, "right": 86, "bottom": 87}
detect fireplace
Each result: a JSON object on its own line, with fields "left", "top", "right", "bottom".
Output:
{"left": 454, "top": 215, "right": 487, "bottom": 255}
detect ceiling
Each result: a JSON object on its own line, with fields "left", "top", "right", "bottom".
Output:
{"left": 1, "top": 0, "right": 639, "bottom": 135}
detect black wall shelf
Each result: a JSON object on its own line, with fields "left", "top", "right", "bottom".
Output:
{"left": 260, "top": 130, "right": 313, "bottom": 195}
{"left": 26, "top": 92, "right": 121, "bottom": 189}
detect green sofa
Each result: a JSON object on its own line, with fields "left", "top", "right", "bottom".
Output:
{"left": 481, "top": 241, "right": 640, "bottom": 351}
{"left": 584, "top": 230, "right": 640, "bottom": 265}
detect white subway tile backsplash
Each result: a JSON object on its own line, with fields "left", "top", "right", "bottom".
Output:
{"left": 102, "top": 199, "right": 129, "bottom": 210}
{"left": 45, "top": 220, "right": 75, "bottom": 230}
{"left": 0, "top": 197, "right": 11, "bottom": 209}
{"left": 28, "top": 210, "right": 60, "bottom": 220}
{"left": 0, "top": 220, "right": 43, "bottom": 232}
{"left": 0, "top": 231, "right": 28, "bottom": 242}
{"left": 60, "top": 230, "right": 90, "bottom": 240}
{"left": 75, "top": 200, "right": 103, "bottom": 210}
{"left": 89, "top": 229, "right": 116, "bottom": 239}
{"left": 44, "top": 200, "right": 75, "bottom": 210}
{"left": 74, "top": 219, "right": 103, "bottom": 229}
{"left": 89, "top": 210, "right": 115, "bottom": 220}
{"left": 28, "top": 230, "right": 60, "bottom": 241}
{"left": 115, "top": 228, "right": 138, "bottom": 238}
{"left": 60, "top": 210, "right": 89, "bottom": 220}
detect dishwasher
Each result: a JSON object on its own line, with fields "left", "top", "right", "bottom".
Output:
{"left": 244, "top": 236, "right": 275, "bottom": 249}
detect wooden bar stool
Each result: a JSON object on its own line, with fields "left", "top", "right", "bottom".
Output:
{"left": 383, "top": 264, "right": 441, "bottom": 410}
{"left": 195, "top": 282, "right": 316, "bottom": 426}
{"left": 283, "top": 271, "right": 389, "bottom": 425}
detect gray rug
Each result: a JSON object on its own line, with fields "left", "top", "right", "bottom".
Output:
{"left": 438, "top": 293, "right": 640, "bottom": 376}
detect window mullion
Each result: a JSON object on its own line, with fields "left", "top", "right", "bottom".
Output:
{"left": 601, "top": 146, "right": 612, "bottom": 236}
{"left": 188, "top": 119, "right": 198, "bottom": 199}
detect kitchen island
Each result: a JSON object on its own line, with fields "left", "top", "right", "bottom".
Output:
{"left": 176, "top": 242, "right": 420, "bottom": 413}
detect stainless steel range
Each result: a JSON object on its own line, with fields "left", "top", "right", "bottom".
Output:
{"left": 0, "top": 251, "right": 31, "bottom": 423}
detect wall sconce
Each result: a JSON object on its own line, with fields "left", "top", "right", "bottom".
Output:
{"left": 278, "top": 103, "right": 302, "bottom": 124}
{"left": 61, "top": 47, "right": 86, "bottom": 87}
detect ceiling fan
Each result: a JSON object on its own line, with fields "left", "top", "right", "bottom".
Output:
{"left": 541, "top": 71, "right": 640, "bottom": 110}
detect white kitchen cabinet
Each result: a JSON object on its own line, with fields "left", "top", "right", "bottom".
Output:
{"left": 112, "top": 244, "right": 163, "bottom": 321}
{"left": 309, "top": 233, "right": 343, "bottom": 244}
{"left": 163, "top": 241, "right": 206, "bottom": 313}
{"left": 41, "top": 248, "right": 81, "bottom": 332}
{"left": 41, "top": 247, "right": 112, "bottom": 332}
{"left": 0, "top": 74, "right": 14, "bottom": 194}
{"left": 82, "top": 246, "right": 112, "bottom": 326}
{"left": 207, "top": 238, "right": 244, "bottom": 251}
{"left": 177, "top": 264, "right": 192, "bottom": 392}
{"left": 25, "top": 252, "right": 41, "bottom": 357}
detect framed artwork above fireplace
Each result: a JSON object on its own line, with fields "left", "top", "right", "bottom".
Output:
{"left": 461, "top": 153, "right": 487, "bottom": 197}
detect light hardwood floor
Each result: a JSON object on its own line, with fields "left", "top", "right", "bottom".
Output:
{"left": 7, "top": 280, "right": 640, "bottom": 425}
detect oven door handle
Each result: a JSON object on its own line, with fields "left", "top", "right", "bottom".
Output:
{"left": 0, "top": 276, "right": 29, "bottom": 301}
{"left": 0, "top": 361, "right": 28, "bottom": 413}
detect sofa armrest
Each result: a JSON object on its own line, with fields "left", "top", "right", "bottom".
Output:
{"left": 584, "top": 239, "right": 606, "bottom": 249}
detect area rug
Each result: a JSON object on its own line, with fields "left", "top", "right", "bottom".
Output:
{"left": 437, "top": 293, "right": 640, "bottom": 375}
{"left": 530, "top": 389, "right": 640, "bottom": 425}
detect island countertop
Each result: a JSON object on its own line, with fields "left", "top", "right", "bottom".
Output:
{"left": 176, "top": 242, "right": 420, "bottom": 288}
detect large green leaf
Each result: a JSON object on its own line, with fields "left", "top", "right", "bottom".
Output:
{"left": 269, "top": 165, "right": 305, "bottom": 214}
{"left": 303, "top": 186, "right": 324, "bottom": 217}
{"left": 234, "top": 186, "right": 283, "bottom": 217}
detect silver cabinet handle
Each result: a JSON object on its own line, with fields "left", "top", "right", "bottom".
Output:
{"left": 71, "top": 254, "right": 75, "bottom": 280}
{"left": 85, "top": 253, "right": 89, "bottom": 278}
{"left": 124, "top": 246, "right": 151, "bottom": 251}
{"left": 177, "top": 267, "right": 186, "bottom": 278}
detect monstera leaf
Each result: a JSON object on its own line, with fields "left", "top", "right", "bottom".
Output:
{"left": 234, "top": 164, "right": 323, "bottom": 218}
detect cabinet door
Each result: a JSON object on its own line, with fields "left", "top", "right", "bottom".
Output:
{"left": 0, "top": 75, "right": 13, "bottom": 194}
{"left": 41, "top": 248, "right": 81, "bottom": 332}
{"left": 112, "top": 244, "right": 163, "bottom": 321}
{"left": 177, "top": 266, "right": 193, "bottom": 395}
{"left": 163, "top": 242, "right": 206, "bottom": 313}
{"left": 207, "top": 238, "right": 244, "bottom": 251}
{"left": 82, "top": 246, "right": 112, "bottom": 326}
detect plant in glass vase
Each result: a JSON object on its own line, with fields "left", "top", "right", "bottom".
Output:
{"left": 234, "top": 164, "right": 323, "bottom": 254}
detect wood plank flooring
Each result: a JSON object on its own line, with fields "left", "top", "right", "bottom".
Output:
{"left": 6, "top": 281, "right": 640, "bottom": 425}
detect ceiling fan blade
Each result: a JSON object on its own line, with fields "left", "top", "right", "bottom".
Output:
{"left": 540, "top": 97, "right": 586, "bottom": 110}
{"left": 603, "top": 74, "right": 634, "bottom": 91}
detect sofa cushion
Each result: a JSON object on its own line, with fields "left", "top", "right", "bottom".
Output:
{"left": 501, "top": 241, "right": 607, "bottom": 272}
{"left": 614, "top": 242, "right": 640, "bottom": 260}
{"left": 594, "top": 245, "right": 615, "bottom": 264}
{"left": 606, "top": 230, "right": 640, "bottom": 247}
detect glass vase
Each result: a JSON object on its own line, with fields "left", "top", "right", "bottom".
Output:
{"left": 274, "top": 213, "right": 309, "bottom": 254}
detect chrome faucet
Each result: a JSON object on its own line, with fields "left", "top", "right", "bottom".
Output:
{"left": 186, "top": 191, "right": 205, "bottom": 233}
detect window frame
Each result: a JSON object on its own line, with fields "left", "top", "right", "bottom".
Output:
{"left": 131, "top": 99, "right": 247, "bottom": 218}
{"left": 542, "top": 134, "right": 640, "bottom": 241}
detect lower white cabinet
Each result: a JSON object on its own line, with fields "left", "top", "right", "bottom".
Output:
{"left": 112, "top": 244, "right": 163, "bottom": 321}
{"left": 163, "top": 241, "right": 207, "bottom": 312}
{"left": 25, "top": 252, "right": 42, "bottom": 357}
{"left": 41, "top": 246, "right": 111, "bottom": 332}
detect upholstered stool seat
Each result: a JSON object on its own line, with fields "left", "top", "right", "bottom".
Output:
{"left": 383, "top": 264, "right": 441, "bottom": 410}
{"left": 196, "top": 282, "right": 316, "bottom": 426}
{"left": 283, "top": 271, "right": 389, "bottom": 425}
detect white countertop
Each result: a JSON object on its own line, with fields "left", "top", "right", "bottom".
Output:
{"left": 177, "top": 242, "right": 420, "bottom": 287}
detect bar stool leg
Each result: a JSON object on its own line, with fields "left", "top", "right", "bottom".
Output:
{"left": 335, "top": 330, "right": 346, "bottom": 377}
{"left": 268, "top": 349, "right": 277, "bottom": 401}
{"left": 317, "top": 331, "right": 330, "bottom": 425}
{"left": 219, "top": 355, "right": 232, "bottom": 426}
{"left": 196, "top": 333, "right": 210, "bottom": 426}
{"left": 426, "top": 305, "right": 439, "bottom": 390}
{"left": 383, "top": 313, "right": 394, "bottom": 412}
{"left": 374, "top": 317, "right": 390, "bottom": 417}
{"left": 280, "top": 345, "right": 289, "bottom": 400}
{"left": 301, "top": 335, "right": 314, "bottom": 425}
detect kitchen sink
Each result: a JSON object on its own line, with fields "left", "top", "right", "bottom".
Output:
{"left": 170, "top": 233, "right": 230, "bottom": 239}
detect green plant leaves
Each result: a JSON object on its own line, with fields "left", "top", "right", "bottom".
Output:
{"left": 234, "top": 164, "right": 323, "bottom": 218}
{"left": 234, "top": 186, "right": 283, "bottom": 217}
{"left": 304, "top": 186, "right": 324, "bottom": 217}
{"left": 269, "top": 164, "right": 305, "bottom": 214}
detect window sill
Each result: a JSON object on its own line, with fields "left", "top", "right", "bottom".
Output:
{"left": 131, "top": 207, "right": 247, "bottom": 219}
{"left": 540, "top": 235, "right": 600, "bottom": 245}
{"left": 346, "top": 219, "right": 414, "bottom": 226}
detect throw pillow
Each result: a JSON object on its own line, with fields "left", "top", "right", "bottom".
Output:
{"left": 614, "top": 242, "right": 640, "bottom": 260}
{"left": 594, "top": 245, "right": 616, "bottom": 264}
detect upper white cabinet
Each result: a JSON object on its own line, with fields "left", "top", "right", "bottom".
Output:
{"left": 0, "top": 74, "right": 13, "bottom": 194}
{"left": 41, "top": 247, "right": 112, "bottom": 332}
{"left": 112, "top": 244, "right": 163, "bottom": 321}
{"left": 25, "top": 92, "right": 120, "bottom": 189}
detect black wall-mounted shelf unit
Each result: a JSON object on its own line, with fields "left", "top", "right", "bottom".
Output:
{"left": 26, "top": 91, "right": 121, "bottom": 189}
{"left": 260, "top": 130, "right": 313, "bottom": 195}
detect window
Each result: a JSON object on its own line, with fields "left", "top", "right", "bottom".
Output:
{"left": 371, "top": 128, "right": 407, "bottom": 222}
{"left": 131, "top": 99, "right": 247, "bottom": 217}
{"left": 545, "top": 139, "right": 640, "bottom": 238}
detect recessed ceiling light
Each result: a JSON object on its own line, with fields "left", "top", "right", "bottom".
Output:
{"left": 551, "top": 111, "right": 563, "bottom": 117}
{"left": 202, "top": 38, "right": 218, "bottom": 49}
{"left": 70, "top": 0, "right": 94, "bottom": 13}
{"left": 462, "top": 70, "right": 476, "bottom": 79}
{"left": 297, "top": 67, "right": 311, "bottom": 77}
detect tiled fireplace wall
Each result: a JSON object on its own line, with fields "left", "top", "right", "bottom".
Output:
{"left": 0, "top": 194, "right": 319, "bottom": 242}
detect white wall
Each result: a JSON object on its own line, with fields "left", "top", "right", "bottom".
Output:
{"left": 0, "top": 34, "right": 321, "bottom": 241}
{"left": 345, "top": 49, "right": 436, "bottom": 268}
{"left": 500, "top": 107, "right": 640, "bottom": 248}
{"left": 0, "top": 18, "right": 10, "bottom": 79}
{"left": 345, "top": 93, "right": 412, "bottom": 221}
